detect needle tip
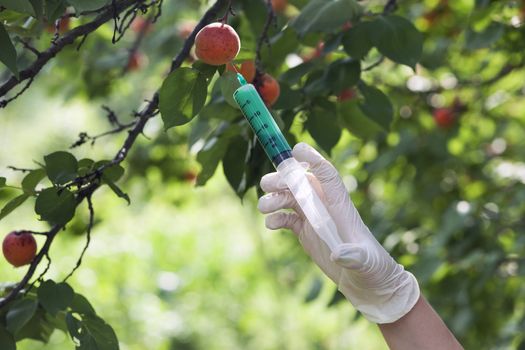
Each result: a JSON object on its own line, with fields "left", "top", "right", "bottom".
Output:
{"left": 236, "top": 73, "right": 247, "bottom": 86}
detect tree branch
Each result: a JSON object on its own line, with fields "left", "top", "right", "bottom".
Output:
{"left": 70, "top": 106, "right": 137, "bottom": 148}
{"left": 0, "top": 0, "right": 140, "bottom": 106}
{"left": 0, "top": 0, "right": 229, "bottom": 310}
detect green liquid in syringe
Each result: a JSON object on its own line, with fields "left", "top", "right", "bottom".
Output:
{"left": 233, "top": 75, "right": 292, "bottom": 166}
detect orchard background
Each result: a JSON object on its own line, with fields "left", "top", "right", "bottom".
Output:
{"left": 1, "top": 0, "right": 525, "bottom": 349}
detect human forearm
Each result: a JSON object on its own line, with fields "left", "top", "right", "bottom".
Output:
{"left": 378, "top": 296, "right": 463, "bottom": 350}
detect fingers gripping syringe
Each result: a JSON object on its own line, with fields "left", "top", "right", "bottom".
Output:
{"left": 233, "top": 73, "right": 342, "bottom": 252}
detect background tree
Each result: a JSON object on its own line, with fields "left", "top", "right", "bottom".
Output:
{"left": 0, "top": 0, "right": 524, "bottom": 349}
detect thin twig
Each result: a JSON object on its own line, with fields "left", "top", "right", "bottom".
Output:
{"left": 76, "top": 34, "right": 89, "bottom": 51}
{"left": 7, "top": 166, "right": 33, "bottom": 172}
{"left": 122, "top": 12, "right": 154, "bottom": 74}
{"left": 254, "top": 0, "right": 275, "bottom": 82}
{"left": 26, "top": 252, "right": 51, "bottom": 293}
{"left": 152, "top": 0, "right": 163, "bottom": 23}
{"left": 102, "top": 105, "right": 124, "bottom": 127}
{"left": 0, "top": 0, "right": 140, "bottom": 105}
{"left": 112, "top": 4, "right": 138, "bottom": 43}
{"left": 217, "top": 0, "right": 233, "bottom": 23}
{"left": 63, "top": 196, "right": 94, "bottom": 282}
{"left": 0, "top": 77, "right": 34, "bottom": 108}
{"left": 363, "top": 56, "right": 384, "bottom": 71}
{"left": 70, "top": 121, "right": 136, "bottom": 148}
{"left": 17, "top": 39, "right": 41, "bottom": 57}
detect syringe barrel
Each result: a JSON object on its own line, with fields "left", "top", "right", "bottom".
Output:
{"left": 233, "top": 84, "right": 292, "bottom": 167}
{"left": 233, "top": 79, "right": 342, "bottom": 252}
{"left": 277, "top": 157, "right": 343, "bottom": 252}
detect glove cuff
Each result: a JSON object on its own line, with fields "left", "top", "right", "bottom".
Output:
{"left": 340, "top": 269, "right": 420, "bottom": 324}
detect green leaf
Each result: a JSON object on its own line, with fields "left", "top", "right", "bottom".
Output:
{"left": 80, "top": 314, "right": 119, "bottom": 350}
{"left": 196, "top": 124, "right": 241, "bottom": 186}
{"left": 306, "top": 101, "right": 341, "bottom": 154}
{"left": 280, "top": 61, "right": 316, "bottom": 85}
{"left": 29, "top": 0, "right": 43, "bottom": 19}
{"left": 0, "top": 0, "right": 35, "bottom": 15}
{"left": 102, "top": 165, "right": 124, "bottom": 183}
{"left": 199, "top": 101, "right": 240, "bottom": 121}
{"left": 159, "top": 68, "right": 208, "bottom": 129}
{"left": 240, "top": 0, "right": 268, "bottom": 37}
{"left": 67, "top": 0, "right": 109, "bottom": 12}
{"left": 188, "top": 118, "right": 212, "bottom": 148}
{"left": 92, "top": 161, "right": 125, "bottom": 183}
{"left": 291, "top": 0, "right": 330, "bottom": 34}
{"left": 192, "top": 61, "right": 218, "bottom": 80}
{"left": 323, "top": 33, "right": 343, "bottom": 53}
{"left": 303, "top": 70, "right": 328, "bottom": 96}
{"left": 67, "top": 313, "right": 119, "bottom": 350}
{"left": 78, "top": 159, "right": 95, "bottom": 176}
{"left": 45, "top": 0, "right": 67, "bottom": 22}
{"left": 292, "top": 0, "right": 362, "bottom": 35}
{"left": 21, "top": 169, "right": 46, "bottom": 194}
{"left": 13, "top": 307, "right": 55, "bottom": 342}
{"left": 219, "top": 71, "right": 242, "bottom": 109}
{"left": 78, "top": 158, "right": 94, "bottom": 169}
{"left": 66, "top": 312, "right": 82, "bottom": 340}
{"left": 342, "top": 21, "right": 374, "bottom": 59}
{"left": 260, "top": 28, "right": 299, "bottom": 71}
{"left": 464, "top": 21, "right": 504, "bottom": 50}
{"left": 0, "top": 327, "right": 16, "bottom": 350}
{"left": 0, "top": 194, "right": 29, "bottom": 221}
{"left": 369, "top": 15, "right": 423, "bottom": 68}
{"left": 196, "top": 138, "right": 230, "bottom": 187}
{"left": 70, "top": 293, "right": 96, "bottom": 316}
{"left": 304, "top": 277, "right": 323, "bottom": 303}
{"left": 105, "top": 180, "right": 130, "bottom": 205}
{"left": 325, "top": 59, "right": 360, "bottom": 93}
{"left": 222, "top": 136, "right": 249, "bottom": 197}
{"left": 337, "top": 100, "right": 383, "bottom": 139}
{"left": 44, "top": 151, "right": 78, "bottom": 185}
{"left": 327, "top": 289, "right": 346, "bottom": 307}
{"left": 34, "top": 187, "right": 76, "bottom": 225}
{"left": 0, "top": 23, "right": 19, "bottom": 79}
{"left": 358, "top": 83, "right": 393, "bottom": 129}
{"left": 37, "top": 280, "right": 74, "bottom": 316}
{"left": 0, "top": 177, "right": 6, "bottom": 187}
{"left": 273, "top": 83, "right": 302, "bottom": 110}
{"left": 6, "top": 298, "right": 38, "bottom": 334}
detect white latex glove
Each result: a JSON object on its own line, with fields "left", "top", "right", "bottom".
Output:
{"left": 258, "top": 143, "right": 420, "bottom": 324}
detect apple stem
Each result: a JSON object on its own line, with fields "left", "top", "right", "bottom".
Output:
{"left": 217, "top": 0, "right": 234, "bottom": 24}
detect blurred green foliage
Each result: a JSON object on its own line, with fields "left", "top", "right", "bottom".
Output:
{"left": 1, "top": 0, "right": 525, "bottom": 349}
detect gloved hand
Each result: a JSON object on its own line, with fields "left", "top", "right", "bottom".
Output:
{"left": 258, "top": 142, "right": 420, "bottom": 324}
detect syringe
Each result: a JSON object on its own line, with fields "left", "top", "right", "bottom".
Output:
{"left": 233, "top": 73, "right": 343, "bottom": 252}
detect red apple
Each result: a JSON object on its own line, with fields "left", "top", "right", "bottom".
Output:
{"left": 2, "top": 231, "right": 37, "bottom": 267}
